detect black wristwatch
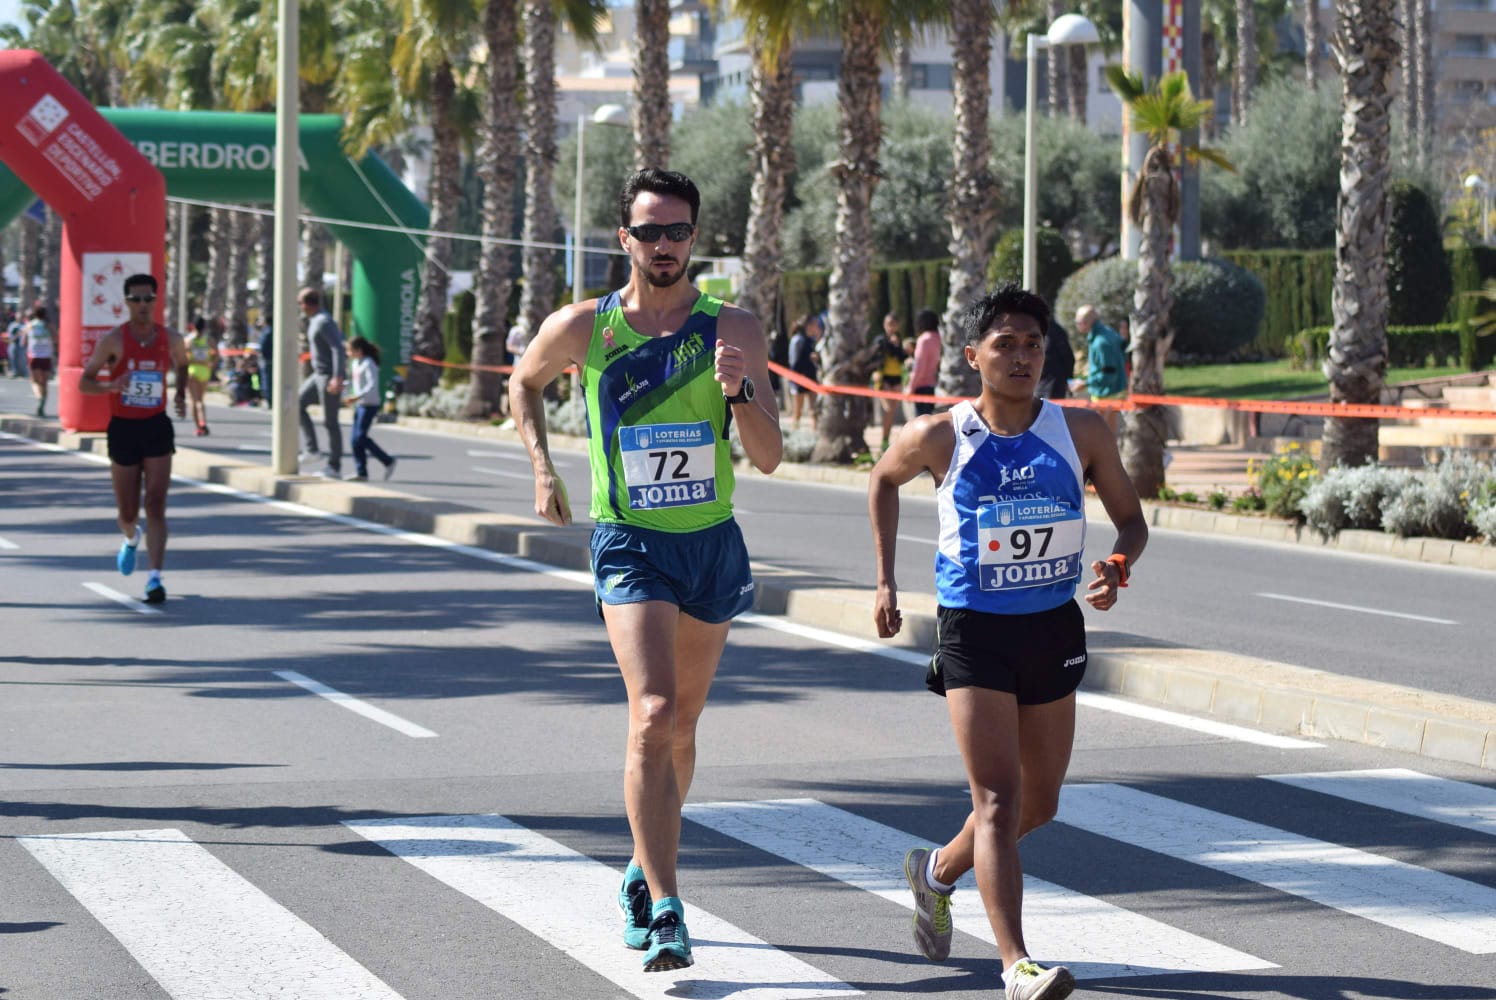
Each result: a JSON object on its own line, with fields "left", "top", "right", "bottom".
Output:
{"left": 725, "top": 377, "right": 755, "bottom": 405}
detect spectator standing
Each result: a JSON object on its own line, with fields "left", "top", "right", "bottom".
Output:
{"left": 907, "top": 309, "right": 941, "bottom": 416}
{"left": 257, "top": 322, "right": 274, "bottom": 405}
{"left": 786, "top": 312, "right": 823, "bottom": 429}
{"left": 296, "top": 287, "right": 347, "bottom": 478}
{"left": 1077, "top": 305, "right": 1126, "bottom": 433}
{"left": 875, "top": 312, "right": 908, "bottom": 451}
{"left": 1036, "top": 318, "right": 1074, "bottom": 400}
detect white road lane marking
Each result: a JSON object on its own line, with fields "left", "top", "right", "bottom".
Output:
{"left": 19, "top": 828, "right": 404, "bottom": 1000}
{"left": 1060, "top": 783, "right": 1496, "bottom": 954}
{"left": 273, "top": 670, "right": 437, "bottom": 739}
{"left": 1264, "top": 768, "right": 1496, "bottom": 838}
{"left": 470, "top": 465, "right": 537, "bottom": 481}
{"left": 83, "top": 581, "right": 164, "bottom": 616}
{"left": 1257, "top": 592, "right": 1457, "bottom": 625}
{"left": 346, "top": 814, "right": 858, "bottom": 1000}
{"left": 684, "top": 798, "right": 1273, "bottom": 980}
{"left": 0, "top": 535, "right": 19, "bottom": 549}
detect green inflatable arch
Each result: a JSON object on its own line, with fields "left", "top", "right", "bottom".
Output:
{"left": 0, "top": 110, "right": 427, "bottom": 375}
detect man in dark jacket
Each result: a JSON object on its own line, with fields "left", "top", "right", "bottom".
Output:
{"left": 1037, "top": 318, "right": 1074, "bottom": 400}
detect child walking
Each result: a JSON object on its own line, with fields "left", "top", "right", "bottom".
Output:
{"left": 347, "top": 337, "right": 396, "bottom": 481}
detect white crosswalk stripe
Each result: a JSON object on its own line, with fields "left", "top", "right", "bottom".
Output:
{"left": 684, "top": 797, "right": 1274, "bottom": 980}
{"left": 344, "top": 813, "right": 858, "bottom": 1000}
{"left": 19, "top": 828, "right": 403, "bottom": 1000}
{"left": 1263, "top": 767, "right": 1496, "bottom": 838}
{"left": 1059, "top": 783, "right": 1496, "bottom": 954}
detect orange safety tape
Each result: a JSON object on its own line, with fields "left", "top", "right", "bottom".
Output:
{"left": 411, "top": 354, "right": 579, "bottom": 376}
{"left": 219, "top": 347, "right": 311, "bottom": 362}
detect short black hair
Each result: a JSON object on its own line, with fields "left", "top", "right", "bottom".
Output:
{"left": 915, "top": 308, "right": 940, "bottom": 333}
{"left": 619, "top": 168, "right": 701, "bottom": 227}
{"left": 124, "top": 273, "right": 157, "bottom": 295}
{"left": 348, "top": 335, "right": 381, "bottom": 365}
{"left": 32, "top": 304, "right": 47, "bottom": 321}
{"left": 953, "top": 283, "right": 1052, "bottom": 346}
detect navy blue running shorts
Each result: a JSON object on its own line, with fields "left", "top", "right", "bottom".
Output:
{"left": 929, "top": 600, "right": 1087, "bottom": 704}
{"left": 589, "top": 517, "right": 754, "bottom": 624}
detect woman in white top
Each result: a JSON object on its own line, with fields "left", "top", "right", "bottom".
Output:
{"left": 347, "top": 336, "right": 395, "bottom": 481}
{"left": 25, "top": 306, "right": 54, "bottom": 417}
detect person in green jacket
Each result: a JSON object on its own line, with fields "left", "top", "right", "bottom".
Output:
{"left": 1077, "top": 305, "right": 1127, "bottom": 433}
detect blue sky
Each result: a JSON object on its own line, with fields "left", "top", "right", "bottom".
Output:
{"left": 0, "top": 0, "right": 23, "bottom": 32}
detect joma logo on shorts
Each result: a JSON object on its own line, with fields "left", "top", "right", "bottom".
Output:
{"left": 1063, "top": 654, "right": 1086, "bottom": 668}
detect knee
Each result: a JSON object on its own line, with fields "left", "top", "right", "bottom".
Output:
{"left": 1021, "top": 787, "right": 1061, "bottom": 833}
{"left": 631, "top": 694, "right": 677, "bottom": 751}
{"left": 971, "top": 791, "right": 1021, "bottom": 840}
{"left": 142, "top": 490, "right": 168, "bottom": 520}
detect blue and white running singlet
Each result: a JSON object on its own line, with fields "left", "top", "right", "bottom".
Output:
{"left": 935, "top": 400, "right": 1086, "bottom": 615}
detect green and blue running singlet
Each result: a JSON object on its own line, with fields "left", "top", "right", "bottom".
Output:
{"left": 583, "top": 290, "right": 736, "bottom": 532}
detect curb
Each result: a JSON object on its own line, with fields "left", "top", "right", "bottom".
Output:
{"left": 6, "top": 412, "right": 1493, "bottom": 772}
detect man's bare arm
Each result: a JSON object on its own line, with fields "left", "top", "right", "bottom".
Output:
{"left": 716, "top": 307, "right": 781, "bottom": 474}
{"left": 78, "top": 331, "right": 122, "bottom": 395}
{"left": 507, "top": 303, "right": 592, "bottom": 525}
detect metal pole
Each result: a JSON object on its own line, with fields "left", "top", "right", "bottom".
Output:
{"left": 570, "top": 113, "right": 585, "bottom": 410}
{"left": 175, "top": 200, "right": 189, "bottom": 332}
{"left": 332, "top": 240, "right": 345, "bottom": 328}
{"left": 271, "top": 0, "right": 300, "bottom": 477}
{"left": 1023, "top": 32, "right": 1042, "bottom": 290}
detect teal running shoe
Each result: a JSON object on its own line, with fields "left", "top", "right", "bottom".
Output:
{"left": 618, "top": 862, "right": 651, "bottom": 950}
{"left": 642, "top": 897, "right": 692, "bottom": 973}
{"left": 144, "top": 578, "right": 166, "bottom": 604}
{"left": 117, "top": 538, "right": 137, "bottom": 576}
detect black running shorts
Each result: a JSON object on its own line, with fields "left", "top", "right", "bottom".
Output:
{"left": 929, "top": 600, "right": 1087, "bottom": 704}
{"left": 107, "top": 412, "right": 175, "bottom": 467}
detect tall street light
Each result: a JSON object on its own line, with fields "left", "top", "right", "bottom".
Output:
{"left": 271, "top": 0, "right": 300, "bottom": 476}
{"left": 1465, "top": 174, "right": 1490, "bottom": 245}
{"left": 1024, "top": 13, "right": 1100, "bottom": 290}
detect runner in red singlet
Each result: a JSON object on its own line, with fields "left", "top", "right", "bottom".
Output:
{"left": 79, "top": 273, "right": 190, "bottom": 604}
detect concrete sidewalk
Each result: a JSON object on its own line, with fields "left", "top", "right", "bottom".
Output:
{"left": 5, "top": 411, "right": 1494, "bottom": 773}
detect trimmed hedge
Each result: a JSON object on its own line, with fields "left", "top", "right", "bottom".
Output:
{"left": 987, "top": 227, "right": 1076, "bottom": 306}
{"left": 1054, "top": 256, "right": 1265, "bottom": 358}
{"left": 1221, "top": 249, "right": 1336, "bottom": 356}
{"left": 780, "top": 258, "right": 950, "bottom": 344}
{"left": 1291, "top": 322, "right": 1496, "bottom": 369}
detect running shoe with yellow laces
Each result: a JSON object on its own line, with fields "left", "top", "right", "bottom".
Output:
{"left": 903, "top": 847, "right": 952, "bottom": 961}
{"left": 1004, "top": 959, "right": 1075, "bottom": 1000}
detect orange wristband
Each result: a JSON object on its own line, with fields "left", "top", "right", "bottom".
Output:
{"left": 1105, "top": 553, "right": 1130, "bottom": 587}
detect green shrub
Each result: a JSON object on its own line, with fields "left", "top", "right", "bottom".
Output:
{"left": 1055, "top": 256, "right": 1265, "bottom": 359}
{"left": 442, "top": 290, "right": 476, "bottom": 367}
{"left": 1294, "top": 323, "right": 1467, "bottom": 369}
{"left": 1250, "top": 445, "right": 1318, "bottom": 520}
{"left": 987, "top": 227, "right": 1075, "bottom": 306}
{"left": 1386, "top": 181, "right": 1453, "bottom": 326}
{"left": 1223, "top": 249, "right": 1336, "bottom": 357}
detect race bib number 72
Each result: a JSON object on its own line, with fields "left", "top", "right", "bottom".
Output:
{"left": 976, "top": 497, "right": 1084, "bottom": 591}
{"left": 619, "top": 421, "right": 717, "bottom": 509}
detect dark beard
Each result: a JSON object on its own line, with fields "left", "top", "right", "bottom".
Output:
{"left": 642, "top": 261, "right": 686, "bottom": 288}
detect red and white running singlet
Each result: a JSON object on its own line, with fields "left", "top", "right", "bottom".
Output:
{"left": 109, "top": 324, "right": 173, "bottom": 420}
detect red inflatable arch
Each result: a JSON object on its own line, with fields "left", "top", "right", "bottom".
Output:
{"left": 0, "top": 50, "right": 166, "bottom": 432}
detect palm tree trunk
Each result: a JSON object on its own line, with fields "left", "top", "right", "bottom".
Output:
{"left": 892, "top": 38, "right": 912, "bottom": 101}
{"left": 1304, "top": 0, "right": 1322, "bottom": 88}
{"left": 257, "top": 215, "right": 275, "bottom": 327}
{"left": 1046, "top": 0, "right": 1068, "bottom": 117}
{"left": 938, "top": 0, "right": 996, "bottom": 402}
{"left": 633, "top": 0, "right": 671, "bottom": 168}
{"left": 1398, "top": 0, "right": 1416, "bottom": 164}
{"left": 204, "top": 206, "right": 230, "bottom": 333}
{"left": 1414, "top": 0, "right": 1433, "bottom": 164}
{"left": 406, "top": 60, "right": 461, "bottom": 396}
{"left": 165, "top": 204, "right": 189, "bottom": 330}
{"left": 42, "top": 209, "right": 62, "bottom": 329}
{"left": 1324, "top": 0, "right": 1397, "bottom": 469}
{"left": 225, "top": 208, "right": 252, "bottom": 346}
{"left": 1201, "top": 28, "right": 1221, "bottom": 140}
{"left": 813, "top": 4, "right": 884, "bottom": 464}
{"left": 19, "top": 214, "right": 40, "bottom": 307}
{"left": 1234, "top": 0, "right": 1257, "bottom": 125}
{"left": 737, "top": 36, "right": 796, "bottom": 329}
{"left": 301, "top": 223, "right": 327, "bottom": 298}
{"left": 465, "top": 0, "right": 520, "bottom": 419}
{"left": 516, "top": 0, "right": 559, "bottom": 349}
{"left": 1068, "top": 45, "right": 1089, "bottom": 123}
{"left": 1122, "top": 146, "right": 1178, "bottom": 500}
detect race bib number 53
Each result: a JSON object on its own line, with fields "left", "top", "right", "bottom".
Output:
{"left": 122, "top": 370, "right": 164, "bottom": 409}
{"left": 620, "top": 421, "right": 717, "bottom": 509}
{"left": 976, "top": 497, "right": 1084, "bottom": 591}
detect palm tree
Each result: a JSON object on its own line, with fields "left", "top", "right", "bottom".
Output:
{"left": 1234, "top": 0, "right": 1256, "bottom": 125}
{"left": 465, "top": 0, "right": 521, "bottom": 418}
{"left": 340, "top": 0, "right": 478, "bottom": 395}
{"left": 1303, "top": 0, "right": 1322, "bottom": 89}
{"left": 936, "top": 0, "right": 998, "bottom": 401}
{"left": 514, "top": 0, "right": 605, "bottom": 349}
{"left": 1046, "top": 0, "right": 1069, "bottom": 117}
{"left": 1106, "top": 67, "right": 1231, "bottom": 497}
{"left": 1322, "top": 0, "right": 1398, "bottom": 468}
{"left": 634, "top": 0, "right": 672, "bottom": 167}
{"left": 1413, "top": 0, "right": 1432, "bottom": 165}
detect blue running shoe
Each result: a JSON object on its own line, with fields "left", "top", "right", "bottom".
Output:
{"left": 117, "top": 538, "right": 138, "bottom": 576}
{"left": 144, "top": 578, "right": 166, "bottom": 604}
{"left": 642, "top": 897, "right": 692, "bottom": 972}
{"left": 618, "top": 863, "right": 652, "bottom": 950}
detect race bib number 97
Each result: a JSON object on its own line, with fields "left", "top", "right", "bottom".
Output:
{"left": 122, "top": 370, "right": 164, "bottom": 409}
{"left": 976, "top": 497, "right": 1084, "bottom": 591}
{"left": 619, "top": 421, "right": 717, "bottom": 509}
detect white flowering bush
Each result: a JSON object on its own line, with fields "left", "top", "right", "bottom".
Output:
{"left": 1299, "top": 452, "right": 1494, "bottom": 543}
{"left": 1300, "top": 464, "right": 1414, "bottom": 538}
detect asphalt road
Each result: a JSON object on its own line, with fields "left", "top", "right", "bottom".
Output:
{"left": 6, "top": 378, "right": 1488, "bottom": 702}
{"left": 3, "top": 434, "right": 1495, "bottom": 999}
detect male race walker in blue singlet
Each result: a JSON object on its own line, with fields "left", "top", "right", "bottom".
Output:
{"left": 509, "top": 169, "right": 782, "bottom": 974}
{"left": 868, "top": 285, "right": 1148, "bottom": 1000}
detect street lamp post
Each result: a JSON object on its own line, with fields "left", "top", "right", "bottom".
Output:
{"left": 271, "top": 0, "right": 300, "bottom": 476}
{"left": 1465, "top": 174, "right": 1490, "bottom": 245}
{"left": 1024, "top": 13, "right": 1100, "bottom": 290}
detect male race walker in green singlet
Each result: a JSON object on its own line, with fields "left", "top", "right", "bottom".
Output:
{"left": 509, "top": 169, "right": 782, "bottom": 974}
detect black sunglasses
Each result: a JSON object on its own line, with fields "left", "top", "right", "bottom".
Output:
{"left": 626, "top": 222, "right": 694, "bottom": 243}
{"left": 124, "top": 294, "right": 157, "bottom": 303}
